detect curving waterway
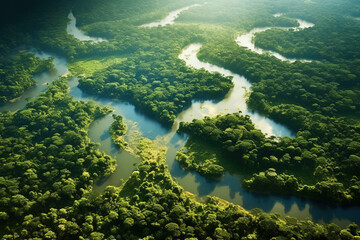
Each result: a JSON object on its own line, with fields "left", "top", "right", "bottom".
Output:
{"left": 68, "top": 44, "right": 360, "bottom": 226}
{"left": 177, "top": 43, "right": 293, "bottom": 137}
{"left": 236, "top": 13, "right": 314, "bottom": 62}
{"left": 1, "top": 14, "right": 359, "bottom": 227}
{"left": 140, "top": 4, "right": 201, "bottom": 28}
{"left": 0, "top": 50, "right": 68, "bottom": 112}
{"left": 67, "top": 11, "right": 107, "bottom": 42}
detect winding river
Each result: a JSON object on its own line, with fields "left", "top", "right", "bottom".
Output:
{"left": 177, "top": 43, "right": 293, "bottom": 137}
{"left": 140, "top": 4, "right": 201, "bottom": 27}
{"left": 0, "top": 50, "right": 68, "bottom": 112}
{"left": 67, "top": 11, "right": 107, "bottom": 42}
{"left": 68, "top": 42, "right": 360, "bottom": 226}
{"left": 236, "top": 13, "right": 314, "bottom": 62}
{"left": 1, "top": 12, "right": 359, "bottom": 227}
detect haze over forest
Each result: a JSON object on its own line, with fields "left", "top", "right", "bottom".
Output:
{"left": 0, "top": 0, "right": 360, "bottom": 239}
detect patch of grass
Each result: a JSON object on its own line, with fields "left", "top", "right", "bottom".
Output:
{"left": 177, "top": 138, "right": 228, "bottom": 179}
{"left": 69, "top": 55, "right": 127, "bottom": 77}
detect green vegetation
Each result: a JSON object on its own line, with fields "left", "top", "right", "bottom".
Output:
{"left": 68, "top": 56, "right": 127, "bottom": 77}
{"left": 177, "top": 139, "right": 225, "bottom": 178}
{"left": 109, "top": 114, "right": 128, "bottom": 149}
{"left": 254, "top": 16, "right": 360, "bottom": 62}
{"left": 78, "top": 53, "right": 233, "bottom": 125}
{"left": 198, "top": 41, "right": 360, "bottom": 123}
{"left": 178, "top": 112, "right": 360, "bottom": 204}
{"left": 176, "top": 0, "right": 360, "bottom": 205}
{"left": 1, "top": 0, "right": 360, "bottom": 238}
{"left": 3, "top": 138, "right": 359, "bottom": 239}
{"left": 243, "top": 168, "right": 301, "bottom": 195}
{"left": 0, "top": 50, "right": 54, "bottom": 104}
{"left": 0, "top": 78, "right": 116, "bottom": 234}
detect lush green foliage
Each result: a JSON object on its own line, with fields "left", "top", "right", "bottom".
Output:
{"left": 79, "top": 53, "right": 232, "bottom": 125}
{"left": 1, "top": 0, "right": 360, "bottom": 238}
{"left": 177, "top": 140, "right": 225, "bottom": 178}
{"left": 186, "top": 1, "right": 360, "bottom": 204}
{"left": 0, "top": 78, "right": 116, "bottom": 232}
{"left": 68, "top": 56, "right": 127, "bottom": 78}
{"left": 0, "top": 50, "right": 54, "bottom": 104}
{"left": 198, "top": 42, "right": 360, "bottom": 123}
{"left": 254, "top": 16, "right": 360, "bottom": 61}
{"left": 3, "top": 138, "right": 359, "bottom": 239}
{"left": 2, "top": 0, "right": 235, "bottom": 126}
{"left": 179, "top": 113, "right": 360, "bottom": 204}
{"left": 109, "top": 114, "right": 128, "bottom": 149}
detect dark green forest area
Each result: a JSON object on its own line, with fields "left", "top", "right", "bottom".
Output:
{"left": 178, "top": 113, "right": 360, "bottom": 204}
{"left": 79, "top": 52, "right": 232, "bottom": 125}
{"left": 109, "top": 114, "right": 128, "bottom": 149}
{"left": 1, "top": 0, "right": 360, "bottom": 238}
{"left": 0, "top": 51, "right": 54, "bottom": 104}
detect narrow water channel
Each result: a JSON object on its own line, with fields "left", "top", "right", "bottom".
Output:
{"left": 0, "top": 12, "right": 358, "bottom": 228}
{"left": 68, "top": 44, "right": 360, "bottom": 226}
{"left": 236, "top": 13, "right": 314, "bottom": 62}
{"left": 140, "top": 4, "right": 201, "bottom": 27}
{"left": 164, "top": 44, "right": 360, "bottom": 227}
{"left": 66, "top": 12, "right": 360, "bottom": 226}
{"left": 177, "top": 43, "right": 294, "bottom": 137}
{"left": 0, "top": 50, "right": 68, "bottom": 112}
{"left": 67, "top": 11, "right": 107, "bottom": 42}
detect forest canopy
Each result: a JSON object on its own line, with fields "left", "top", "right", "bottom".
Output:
{"left": 0, "top": 0, "right": 359, "bottom": 238}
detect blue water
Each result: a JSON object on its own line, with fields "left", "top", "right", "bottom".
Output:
{"left": 1, "top": 15, "right": 358, "bottom": 226}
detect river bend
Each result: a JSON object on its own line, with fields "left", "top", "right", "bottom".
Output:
{"left": 236, "top": 13, "right": 314, "bottom": 62}
{"left": 67, "top": 11, "right": 107, "bottom": 42}
{"left": 1, "top": 13, "right": 359, "bottom": 227}
{"left": 140, "top": 4, "right": 201, "bottom": 28}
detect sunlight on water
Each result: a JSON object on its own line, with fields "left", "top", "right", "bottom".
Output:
{"left": 178, "top": 43, "right": 295, "bottom": 138}
{"left": 140, "top": 4, "right": 201, "bottom": 27}
{"left": 67, "top": 11, "right": 107, "bottom": 42}
{"left": 0, "top": 51, "right": 68, "bottom": 112}
{"left": 11, "top": 11, "right": 355, "bottom": 227}
{"left": 236, "top": 14, "right": 314, "bottom": 62}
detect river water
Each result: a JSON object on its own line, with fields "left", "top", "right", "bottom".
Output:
{"left": 1, "top": 11, "right": 359, "bottom": 227}
{"left": 0, "top": 51, "right": 68, "bottom": 112}
{"left": 236, "top": 13, "right": 314, "bottom": 62}
{"left": 68, "top": 44, "right": 360, "bottom": 226}
{"left": 177, "top": 43, "right": 294, "bottom": 137}
{"left": 140, "top": 4, "right": 201, "bottom": 28}
{"left": 67, "top": 11, "right": 107, "bottom": 42}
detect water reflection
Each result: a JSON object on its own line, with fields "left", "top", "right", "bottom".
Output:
{"left": 178, "top": 43, "right": 294, "bottom": 137}
{"left": 69, "top": 78, "right": 169, "bottom": 140}
{"left": 4, "top": 44, "right": 356, "bottom": 227}
{"left": 236, "top": 14, "right": 314, "bottom": 62}
{"left": 86, "top": 113, "right": 139, "bottom": 192}
{"left": 0, "top": 51, "right": 68, "bottom": 112}
{"left": 67, "top": 11, "right": 107, "bottom": 42}
{"left": 140, "top": 4, "right": 201, "bottom": 28}
{"left": 168, "top": 142, "right": 360, "bottom": 227}
{"left": 69, "top": 77, "right": 172, "bottom": 191}
{"left": 70, "top": 42, "right": 359, "bottom": 226}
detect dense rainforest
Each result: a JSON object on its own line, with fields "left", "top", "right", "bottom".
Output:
{"left": 0, "top": 51, "right": 54, "bottom": 104}
{"left": 3, "top": 137, "right": 358, "bottom": 240}
{"left": 178, "top": 112, "right": 360, "bottom": 204}
{"left": 0, "top": 78, "right": 115, "bottom": 222}
{"left": 1, "top": 0, "right": 360, "bottom": 238}
{"left": 78, "top": 54, "right": 232, "bottom": 125}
